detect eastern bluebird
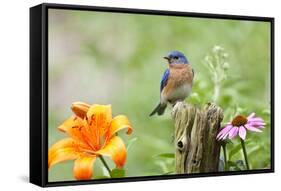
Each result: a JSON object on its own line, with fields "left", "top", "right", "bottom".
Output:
{"left": 149, "top": 51, "right": 194, "bottom": 116}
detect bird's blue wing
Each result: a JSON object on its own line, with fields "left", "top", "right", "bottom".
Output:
{"left": 160, "top": 69, "right": 170, "bottom": 92}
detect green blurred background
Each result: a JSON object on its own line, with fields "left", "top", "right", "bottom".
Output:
{"left": 48, "top": 9, "right": 271, "bottom": 182}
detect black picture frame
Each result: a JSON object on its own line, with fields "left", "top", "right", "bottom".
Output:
{"left": 30, "top": 3, "right": 275, "bottom": 187}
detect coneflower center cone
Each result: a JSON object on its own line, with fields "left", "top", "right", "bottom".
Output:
{"left": 231, "top": 115, "right": 248, "bottom": 127}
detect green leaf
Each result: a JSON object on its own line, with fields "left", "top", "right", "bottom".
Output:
{"left": 95, "top": 176, "right": 110, "bottom": 179}
{"left": 153, "top": 153, "right": 175, "bottom": 159}
{"left": 227, "top": 160, "right": 240, "bottom": 171}
{"left": 162, "top": 171, "right": 175, "bottom": 175}
{"left": 110, "top": 168, "right": 125, "bottom": 178}
{"left": 126, "top": 137, "right": 138, "bottom": 151}
{"left": 235, "top": 160, "right": 246, "bottom": 170}
{"left": 228, "top": 144, "right": 241, "bottom": 160}
{"left": 227, "top": 160, "right": 236, "bottom": 167}
{"left": 227, "top": 160, "right": 246, "bottom": 171}
{"left": 247, "top": 145, "right": 261, "bottom": 158}
{"left": 262, "top": 108, "right": 270, "bottom": 115}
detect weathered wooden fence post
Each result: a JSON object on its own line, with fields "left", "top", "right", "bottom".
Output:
{"left": 171, "top": 102, "right": 223, "bottom": 173}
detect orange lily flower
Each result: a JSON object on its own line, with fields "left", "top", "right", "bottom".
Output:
{"left": 48, "top": 102, "right": 133, "bottom": 180}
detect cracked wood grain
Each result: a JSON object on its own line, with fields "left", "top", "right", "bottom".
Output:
{"left": 172, "top": 102, "right": 223, "bottom": 173}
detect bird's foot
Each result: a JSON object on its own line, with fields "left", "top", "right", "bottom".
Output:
{"left": 171, "top": 101, "right": 184, "bottom": 117}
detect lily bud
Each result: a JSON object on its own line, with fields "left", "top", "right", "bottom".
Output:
{"left": 71, "top": 102, "right": 90, "bottom": 119}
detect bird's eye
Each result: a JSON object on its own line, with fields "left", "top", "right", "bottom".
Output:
{"left": 174, "top": 56, "right": 179, "bottom": 59}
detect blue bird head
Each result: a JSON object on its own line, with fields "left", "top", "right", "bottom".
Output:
{"left": 164, "top": 50, "right": 189, "bottom": 64}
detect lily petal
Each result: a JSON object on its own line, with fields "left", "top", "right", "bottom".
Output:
{"left": 58, "top": 116, "right": 82, "bottom": 132}
{"left": 58, "top": 117, "right": 96, "bottom": 149}
{"left": 239, "top": 126, "right": 247, "bottom": 140}
{"left": 71, "top": 102, "right": 90, "bottom": 119}
{"left": 108, "top": 115, "right": 133, "bottom": 138}
{"left": 95, "top": 136, "right": 126, "bottom": 168}
{"left": 48, "top": 138, "right": 80, "bottom": 168}
{"left": 87, "top": 104, "right": 112, "bottom": 137}
{"left": 73, "top": 154, "right": 96, "bottom": 180}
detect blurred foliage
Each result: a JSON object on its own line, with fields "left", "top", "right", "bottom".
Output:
{"left": 48, "top": 9, "right": 271, "bottom": 181}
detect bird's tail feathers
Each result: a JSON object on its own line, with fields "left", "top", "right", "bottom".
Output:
{"left": 149, "top": 103, "right": 167, "bottom": 116}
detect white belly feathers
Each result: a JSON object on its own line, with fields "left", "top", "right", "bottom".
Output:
{"left": 161, "top": 83, "right": 192, "bottom": 104}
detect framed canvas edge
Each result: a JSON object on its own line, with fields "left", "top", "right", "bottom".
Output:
{"left": 29, "top": 3, "right": 275, "bottom": 187}
{"left": 30, "top": 4, "right": 43, "bottom": 187}
{"left": 39, "top": 2, "right": 274, "bottom": 21}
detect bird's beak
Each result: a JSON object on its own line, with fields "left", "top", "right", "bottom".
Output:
{"left": 163, "top": 56, "right": 170, "bottom": 60}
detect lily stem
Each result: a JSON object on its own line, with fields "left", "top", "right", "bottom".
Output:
{"left": 240, "top": 138, "right": 250, "bottom": 170}
{"left": 222, "top": 144, "right": 228, "bottom": 171}
{"left": 99, "top": 156, "right": 112, "bottom": 177}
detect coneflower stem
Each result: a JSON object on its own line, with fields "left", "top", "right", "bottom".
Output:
{"left": 240, "top": 138, "right": 250, "bottom": 170}
{"left": 222, "top": 144, "right": 228, "bottom": 171}
{"left": 99, "top": 156, "right": 112, "bottom": 176}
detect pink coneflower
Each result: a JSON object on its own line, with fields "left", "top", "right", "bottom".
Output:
{"left": 217, "top": 113, "right": 266, "bottom": 140}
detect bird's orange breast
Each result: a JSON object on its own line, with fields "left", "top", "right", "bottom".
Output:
{"left": 162, "top": 64, "right": 193, "bottom": 99}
